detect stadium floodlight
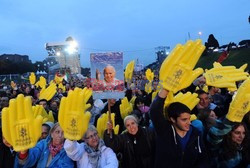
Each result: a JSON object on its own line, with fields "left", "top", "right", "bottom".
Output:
{"left": 65, "top": 40, "right": 78, "bottom": 54}
{"left": 198, "top": 31, "right": 202, "bottom": 38}
{"left": 56, "top": 51, "right": 61, "bottom": 56}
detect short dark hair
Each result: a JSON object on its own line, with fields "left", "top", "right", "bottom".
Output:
{"left": 166, "top": 102, "right": 190, "bottom": 120}
{"left": 37, "top": 99, "right": 48, "bottom": 105}
{"left": 42, "top": 123, "right": 51, "bottom": 131}
{"left": 195, "top": 89, "right": 208, "bottom": 96}
{"left": 134, "top": 96, "right": 144, "bottom": 110}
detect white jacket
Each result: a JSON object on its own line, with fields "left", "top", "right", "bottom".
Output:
{"left": 64, "top": 139, "right": 118, "bottom": 168}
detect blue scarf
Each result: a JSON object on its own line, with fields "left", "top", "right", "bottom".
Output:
{"left": 84, "top": 139, "right": 105, "bottom": 168}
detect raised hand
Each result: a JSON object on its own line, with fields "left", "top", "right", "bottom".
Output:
{"left": 145, "top": 69, "right": 154, "bottom": 82}
{"left": 124, "top": 60, "right": 135, "bottom": 82}
{"left": 145, "top": 82, "right": 152, "bottom": 94}
{"left": 226, "top": 78, "right": 250, "bottom": 122}
{"left": 204, "top": 62, "right": 249, "bottom": 91}
{"left": 129, "top": 95, "right": 137, "bottom": 107}
{"left": 58, "top": 87, "right": 92, "bottom": 140}
{"left": 54, "top": 75, "right": 64, "bottom": 84}
{"left": 164, "top": 91, "right": 199, "bottom": 111}
{"left": 97, "top": 112, "right": 119, "bottom": 139}
{"left": 151, "top": 90, "right": 159, "bottom": 102}
{"left": 120, "top": 97, "right": 133, "bottom": 119}
{"left": 39, "top": 76, "right": 47, "bottom": 89}
{"left": 32, "top": 105, "right": 54, "bottom": 123}
{"left": 2, "top": 94, "right": 43, "bottom": 151}
{"left": 29, "top": 72, "right": 36, "bottom": 85}
{"left": 58, "top": 83, "right": 66, "bottom": 92}
{"left": 11, "top": 81, "right": 17, "bottom": 89}
{"left": 39, "top": 82, "right": 57, "bottom": 101}
{"left": 159, "top": 40, "right": 205, "bottom": 93}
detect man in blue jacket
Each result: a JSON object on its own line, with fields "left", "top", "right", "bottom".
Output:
{"left": 150, "top": 88, "right": 209, "bottom": 168}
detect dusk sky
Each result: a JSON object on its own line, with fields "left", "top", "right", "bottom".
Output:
{"left": 0, "top": 0, "right": 249, "bottom": 68}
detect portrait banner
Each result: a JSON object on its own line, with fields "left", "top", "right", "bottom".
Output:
{"left": 90, "top": 52, "right": 124, "bottom": 99}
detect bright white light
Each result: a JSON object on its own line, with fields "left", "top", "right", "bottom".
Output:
{"left": 65, "top": 40, "right": 78, "bottom": 54}
{"left": 198, "top": 31, "right": 202, "bottom": 36}
{"left": 56, "top": 51, "right": 61, "bottom": 56}
{"left": 65, "top": 46, "right": 77, "bottom": 54}
{"left": 69, "top": 41, "right": 78, "bottom": 48}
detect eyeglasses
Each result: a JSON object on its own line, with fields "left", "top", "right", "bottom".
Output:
{"left": 86, "top": 132, "right": 98, "bottom": 140}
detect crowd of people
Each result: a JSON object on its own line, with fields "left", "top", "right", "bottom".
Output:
{"left": 0, "top": 69, "right": 249, "bottom": 168}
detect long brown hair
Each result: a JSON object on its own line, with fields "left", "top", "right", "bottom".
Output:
{"left": 220, "top": 123, "right": 249, "bottom": 162}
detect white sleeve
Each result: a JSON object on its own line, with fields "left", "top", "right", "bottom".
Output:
{"left": 64, "top": 139, "right": 86, "bottom": 161}
{"left": 102, "top": 147, "right": 119, "bottom": 168}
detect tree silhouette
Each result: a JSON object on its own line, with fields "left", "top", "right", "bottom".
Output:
{"left": 205, "top": 34, "right": 219, "bottom": 49}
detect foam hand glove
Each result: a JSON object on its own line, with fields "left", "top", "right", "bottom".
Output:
{"left": 145, "top": 69, "right": 154, "bottom": 82}
{"left": 11, "top": 81, "right": 17, "bottom": 89}
{"left": 151, "top": 91, "right": 159, "bottom": 102}
{"left": 159, "top": 40, "right": 205, "bottom": 93}
{"left": 54, "top": 75, "right": 64, "bottom": 84}
{"left": 32, "top": 105, "right": 49, "bottom": 123}
{"left": 97, "top": 112, "right": 119, "bottom": 139}
{"left": 39, "top": 83, "right": 57, "bottom": 101}
{"left": 38, "top": 76, "right": 47, "bottom": 89}
{"left": 58, "top": 83, "right": 66, "bottom": 92}
{"left": 204, "top": 62, "right": 248, "bottom": 91}
{"left": 226, "top": 78, "right": 250, "bottom": 122}
{"left": 120, "top": 97, "right": 133, "bottom": 119}
{"left": 2, "top": 94, "right": 43, "bottom": 151}
{"left": 145, "top": 82, "right": 152, "bottom": 94}
{"left": 35, "top": 81, "right": 40, "bottom": 88}
{"left": 190, "top": 114, "right": 197, "bottom": 121}
{"left": 164, "top": 91, "right": 199, "bottom": 111}
{"left": 202, "top": 85, "right": 208, "bottom": 93}
{"left": 129, "top": 96, "right": 137, "bottom": 107}
{"left": 58, "top": 87, "right": 92, "bottom": 140}
{"left": 124, "top": 60, "right": 135, "bottom": 82}
{"left": 48, "top": 111, "right": 55, "bottom": 123}
{"left": 29, "top": 72, "right": 36, "bottom": 85}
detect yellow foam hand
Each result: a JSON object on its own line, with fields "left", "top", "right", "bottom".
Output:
{"left": 38, "top": 76, "right": 47, "bottom": 89}
{"left": 164, "top": 91, "right": 199, "bottom": 111}
{"left": 159, "top": 40, "right": 205, "bottom": 93}
{"left": 2, "top": 94, "right": 43, "bottom": 151}
{"left": 58, "top": 87, "right": 92, "bottom": 140}
{"left": 124, "top": 60, "right": 135, "bottom": 82}
{"left": 190, "top": 114, "right": 197, "bottom": 121}
{"left": 33, "top": 105, "right": 54, "bottom": 123}
{"left": 202, "top": 85, "right": 208, "bottom": 93}
{"left": 114, "top": 125, "right": 119, "bottom": 135}
{"left": 145, "top": 82, "right": 152, "bottom": 94}
{"left": 97, "top": 112, "right": 119, "bottom": 139}
{"left": 97, "top": 114, "right": 106, "bottom": 139}
{"left": 32, "top": 105, "right": 48, "bottom": 123}
{"left": 48, "top": 111, "right": 55, "bottom": 123}
{"left": 120, "top": 97, "right": 133, "bottom": 119}
{"left": 145, "top": 69, "right": 154, "bottom": 82}
{"left": 129, "top": 96, "right": 137, "bottom": 107}
{"left": 58, "top": 83, "right": 66, "bottom": 93}
{"left": 35, "top": 81, "right": 40, "bottom": 88}
{"left": 82, "top": 87, "right": 93, "bottom": 111}
{"left": 226, "top": 78, "right": 250, "bottom": 122}
{"left": 11, "top": 81, "right": 17, "bottom": 89}
{"left": 204, "top": 62, "right": 249, "bottom": 91}
{"left": 39, "top": 83, "right": 57, "bottom": 101}
{"left": 151, "top": 90, "right": 159, "bottom": 102}
{"left": 29, "top": 72, "right": 36, "bottom": 85}
{"left": 54, "top": 75, "right": 64, "bottom": 84}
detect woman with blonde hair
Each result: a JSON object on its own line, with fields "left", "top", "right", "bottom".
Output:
{"left": 15, "top": 123, "right": 74, "bottom": 167}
